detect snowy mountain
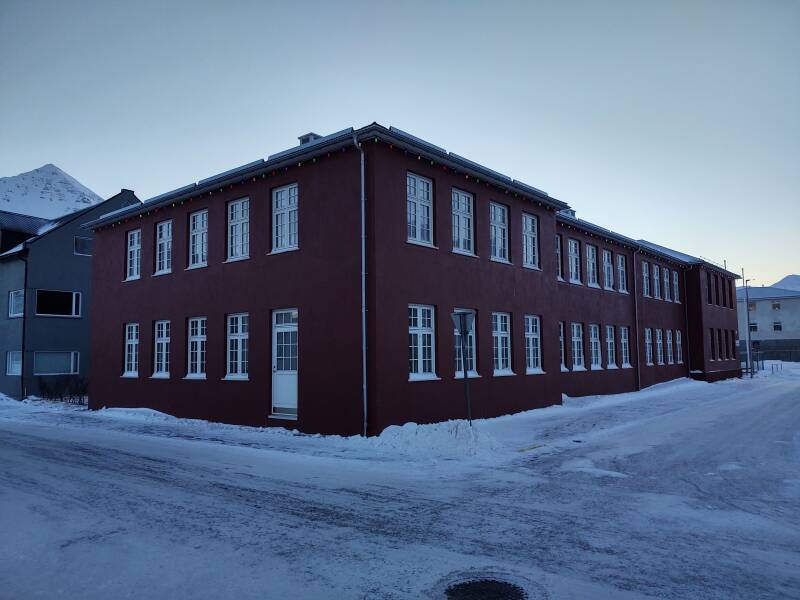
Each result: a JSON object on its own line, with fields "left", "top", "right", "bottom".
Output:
{"left": 0, "top": 164, "right": 102, "bottom": 219}
{"left": 772, "top": 275, "right": 800, "bottom": 291}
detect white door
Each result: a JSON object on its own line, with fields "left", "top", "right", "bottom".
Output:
{"left": 272, "top": 309, "right": 298, "bottom": 417}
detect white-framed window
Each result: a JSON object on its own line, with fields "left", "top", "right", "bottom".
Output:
{"left": 35, "top": 290, "right": 81, "bottom": 317}
{"left": 490, "top": 203, "right": 509, "bottom": 262}
{"left": 273, "top": 183, "right": 299, "bottom": 252}
{"left": 453, "top": 309, "right": 477, "bottom": 378}
{"left": 602, "top": 250, "right": 614, "bottom": 289}
{"left": 663, "top": 269, "right": 671, "bottom": 301}
{"left": 522, "top": 213, "right": 539, "bottom": 268}
{"left": 74, "top": 236, "right": 93, "bottom": 256}
{"left": 154, "top": 220, "right": 172, "bottom": 274}
{"left": 524, "top": 315, "right": 542, "bottom": 373}
{"left": 123, "top": 323, "right": 139, "bottom": 376}
{"left": 226, "top": 313, "right": 249, "bottom": 378}
{"left": 644, "top": 328, "right": 653, "bottom": 365}
{"left": 451, "top": 189, "right": 474, "bottom": 255}
{"left": 571, "top": 323, "right": 585, "bottom": 370}
{"left": 153, "top": 320, "right": 170, "bottom": 377}
{"left": 655, "top": 329, "right": 664, "bottom": 364}
{"left": 620, "top": 326, "right": 631, "bottom": 367}
{"left": 33, "top": 351, "right": 79, "bottom": 375}
{"left": 653, "top": 264, "right": 661, "bottom": 299}
{"left": 559, "top": 321, "right": 567, "bottom": 370}
{"left": 8, "top": 290, "right": 24, "bottom": 318}
{"left": 556, "top": 235, "right": 563, "bottom": 280}
{"left": 605, "top": 325, "right": 616, "bottom": 367}
{"left": 126, "top": 229, "right": 141, "bottom": 280}
{"left": 586, "top": 245, "right": 599, "bottom": 286}
{"left": 666, "top": 330, "right": 674, "bottom": 364}
{"left": 187, "top": 317, "right": 207, "bottom": 378}
{"left": 568, "top": 239, "right": 581, "bottom": 283}
{"left": 673, "top": 271, "right": 680, "bottom": 303}
{"left": 188, "top": 209, "right": 208, "bottom": 268}
{"left": 5, "top": 351, "right": 21, "bottom": 376}
{"left": 407, "top": 173, "right": 433, "bottom": 246}
{"left": 492, "top": 312, "right": 512, "bottom": 374}
{"left": 676, "top": 330, "right": 683, "bottom": 363}
{"left": 227, "top": 198, "right": 250, "bottom": 260}
{"left": 589, "top": 324, "right": 602, "bottom": 369}
{"left": 409, "top": 304, "right": 436, "bottom": 379}
{"left": 642, "top": 261, "right": 650, "bottom": 296}
{"left": 617, "top": 255, "right": 628, "bottom": 292}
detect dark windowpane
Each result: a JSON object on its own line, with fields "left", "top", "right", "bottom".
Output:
{"left": 36, "top": 290, "right": 77, "bottom": 316}
{"left": 74, "top": 237, "right": 93, "bottom": 255}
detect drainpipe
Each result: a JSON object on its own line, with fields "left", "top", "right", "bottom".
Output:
{"left": 632, "top": 248, "right": 641, "bottom": 391}
{"left": 683, "top": 267, "right": 691, "bottom": 373}
{"left": 353, "top": 134, "right": 368, "bottom": 437}
{"left": 19, "top": 253, "right": 28, "bottom": 400}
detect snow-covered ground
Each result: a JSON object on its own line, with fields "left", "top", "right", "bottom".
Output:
{"left": 1, "top": 365, "right": 799, "bottom": 599}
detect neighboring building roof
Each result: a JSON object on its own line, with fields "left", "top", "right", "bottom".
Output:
{"left": 0, "top": 210, "right": 51, "bottom": 235}
{"left": 736, "top": 286, "right": 800, "bottom": 301}
{"left": 83, "top": 123, "right": 569, "bottom": 230}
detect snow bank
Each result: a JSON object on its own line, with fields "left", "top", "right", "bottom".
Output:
{"left": 368, "top": 420, "right": 501, "bottom": 458}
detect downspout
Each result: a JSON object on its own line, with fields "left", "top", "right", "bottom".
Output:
{"left": 683, "top": 267, "right": 692, "bottom": 372}
{"left": 353, "top": 134, "right": 368, "bottom": 437}
{"left": 19, "top": 253, "right": 28, "bottom": 400}
{"left": 632, "top": 248, "right": 641, "bottom": 391}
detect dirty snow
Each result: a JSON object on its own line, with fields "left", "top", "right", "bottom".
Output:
{"left": 1, "top": 364, "right": 799, "bottom": 599}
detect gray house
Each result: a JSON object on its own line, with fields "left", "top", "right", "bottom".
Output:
{"left": 1, "top": 190, "right": 140, "bottom": 399}
{"left": 736, "top": 286, "right": 800, "bottom": 362}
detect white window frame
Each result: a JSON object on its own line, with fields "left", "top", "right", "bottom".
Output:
{"left": 409, "top": 304, "right": 436, "bottom": 380}
{"left": 187, "top": 317, "right": 207, "bottom": 378}
{"left": 492, "top": 312, "right": 513, "bottom": 375}
{"left": 524, "top": 315, "right": 543, "bottom": 374}
{"left": 617, "top": 255, "right": 628, "bottom": 293}
{"left": 663, "top": 269, "right": 671, "bottom": 301}
{"left": 154, "top": 220, "right": 172, "bottom": 275}
{"left": 676, "top": 330, "right": 683, "bottom": 363}
{"left": 153, "top": 320, "right": 170, "bottom": 377}
{"left": 559, "top": 321, "right": 567, "bottom": 371}
{"left": 8, "top": 289, "right": 24, "bottom": 318}
{"left": 272, "top": 183, "right": 299, "bottom": 252}
{"left": 453, "top": 308, "right": 477, "bottom": 378}
{"left": 655, "top": 329, "right": 664, "bottom": 364}
{"left": 126, "top": 229, "right": 141, "bottom": 280}
{"left": 489, "top": 203, "right": 509, "bottom": 262}
{"left": 568, "top": 239, "right": 581, "bottom": 283}
{"left": 407, "top": 173, "right": 433, "bottom": 246}
{"left": 227, "top": 198, "right": 250, "bottom": 260}
{"left": 605, "top": 325, "right": 617, "bottom": 368}
{"left": 451, "top": 189, "right": 474, "bottom": 255}
{"left": 123, "top": 323, "right": 139, "bottom": 377}
{"left": 589, "top": 324, "right": 602, "bottom": 369}
{"left": 602, "top": 249, "right": 614, "bottom": 290}
{"left": 226, "top": 313, "right": 249, "bottom": 379}
{"left": 653, "top": 264, "right": 661, "bottom": 299}
{"left": 188, "top": 209, "right": 208, "bottom": 268}
{"left": 645, "top": 328, "right": 653, "bottom": 365}
{"left": 673, "top": 271, "right": 680, "bottom": 303}
{"left": 666, "top": 329, "right": 674, "bottom": 364}
{"left": 33, "top": 351, "right": 79, "bottom": 376}
{"left": 34, "top": 290, "right": 81, "bottom": 318}
{"left": 556, "top": 234, "right": 564, "bottom": 280}
{"left": 642, "top": 262, "right": 650, "bottom": 296}
{"left": 621, "top": 326, "right": 631, "bottom": 367}
{"left": 6, "top": 351, "right": 21, "bottom": 376}
{"left": 522, "top": 213, "right": 539, "bottom": 269}
{"left": 586, "top": 245, "right": 599, "bottom": 287}
{"left": 571, "top": 323, "right": 585, "bottom": 370}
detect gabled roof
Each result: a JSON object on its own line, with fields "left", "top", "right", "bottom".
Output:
{"left": 736, "top": 286, "right": 800, "bottom": 301}
{"left": 83, "top": 123, "right": 570, "bottom": 230}
{"left": 0, "top": 210, "right": 51, "bottom": 236}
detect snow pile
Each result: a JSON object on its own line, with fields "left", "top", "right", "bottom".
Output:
{"left": 369, "top": 420, "right": 501, "bottom": 458}
{"left": 0, "top": 164, "right": 101, "bottom": 218}
{"left": 771, "top": 274, "right": 800, "bottom": 291}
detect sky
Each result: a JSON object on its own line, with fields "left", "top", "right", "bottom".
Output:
{"left": 1, "top": 0, "right": 797, "bottom": 285}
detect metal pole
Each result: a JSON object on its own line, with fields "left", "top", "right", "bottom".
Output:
{"left": 459, "top": 313, "right": 472, "bottom": 425}
{"left": 742, "top": 269, "right": 753, "bottom": 378}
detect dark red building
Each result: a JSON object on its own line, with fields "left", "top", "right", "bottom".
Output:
{"left": 85, "top": 124, "right": 741, "bottom": 436}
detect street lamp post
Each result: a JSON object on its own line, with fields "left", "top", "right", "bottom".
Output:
{"left": 742, "top": 269, "right": 754, "bottom": 378}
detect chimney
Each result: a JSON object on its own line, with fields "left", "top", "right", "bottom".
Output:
{"left": 298, "top": 132, "right": 322, "bottom": 145}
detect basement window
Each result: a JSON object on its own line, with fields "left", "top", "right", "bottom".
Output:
{"left": 35, "top": 290, "right": 81, "bottom": 317}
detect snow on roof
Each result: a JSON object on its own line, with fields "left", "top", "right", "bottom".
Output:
{"left": 0, "top": 210, "right": 52, "bottom": 235}
{"left": 736, "top": 286, "right": 800, "bottom": 301}
{"left": 636, "top": 240, "right": 702, "bottom": 264}
{"left": 0, "top": 242, "right": 26, "bottom": 258}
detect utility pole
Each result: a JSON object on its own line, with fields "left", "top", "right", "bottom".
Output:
{"left": 742, "top": 268, "right": 754, "bottom": 378}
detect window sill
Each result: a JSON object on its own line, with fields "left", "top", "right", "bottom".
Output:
{"left": 523, "top": 264, "right": 541, "bottom": 271}
{"left": 123, "top": 276, "right": 140, "bottom": 282}
{"left": 590, "top": 365, "right": 603, "bottom": 370}
{"left": 525, "top": 368, "right": 545, "bottom": 375}
{"left": 619, "top": 289, "right": 629, "bottom": 295}
{"left": 409, "top": 373, "right": 440, "bottom": 382}
{"left": 35, "top": 314, "right": 82, "bottom": 319}
{"left": 269, "top": 246, "right": 299, "bottom": 256}
{"left": 606, "top": 364, "right": 618, "bottom": 370}
{"left": 120, "top": 373, "right": 138, "bottom": 378}
{"left": 588, "top": 283, "right": 601, "bottom": 289}
{"left": 493, "top": 370, "right": 516, "bottom": 377}
{"left": 150, "top": 374, "right": 170, "bottom": 379}
{"left": 406, "top": 239, "right": 437, "bottom": 250}
{"left": 8, "top": 314, "right": 22, "bottom": 319}
{"left": 269, "top": 413, "right": 298, "bottom": 421}
{"left": 183, "top": 375, "right": 207, "bottom": 380}
{"left": 224, "top": 256, "right": 250, "bottom": 264}
{"left": 572, "top": 366, "right": 587, "bottom": 372}
{"left": 622, "top": 363, "right": 633, "bottom": 369}
{"left": 152, "top": 270, "right": 171, "bottom": 277}
{"left": 603, "top": 286, "right": 615, "bottom": 291}
{"left": 646, "top": 363, "right": 654, "bottom": 367}
{"left": 223, "top": 375, "right": 249, "bottom": 381}
{"left": 186, "top": 263, "right": 207, "bottom": 271}
{"left": 455, "top": 371, "right": 480, "bottom": 379}
{"left": 569, "top": 279, "right": 583, "bottom": 286}
{"left": 561, "top": 365, "right": 569, "bottom": 372}
{"left": 557, "top": 276, "right": 565, "bottom": 283}
{"left": 490, "top": 257, "right": 512, "bottom": 265}
{"left": 452, "top": 249, "right": 478, "bottom": 258}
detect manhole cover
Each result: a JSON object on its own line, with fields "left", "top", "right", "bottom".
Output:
{"left": 445, "top": 579, "right": 526, "bottom": 600}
